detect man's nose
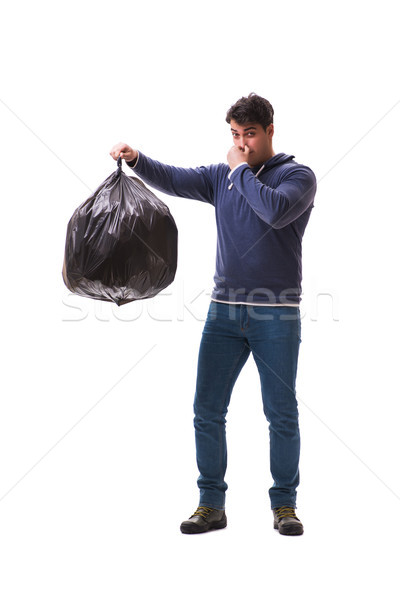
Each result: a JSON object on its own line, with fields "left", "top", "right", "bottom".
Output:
{"left": 236, "top": 136, "right": 245, "bottom": 148}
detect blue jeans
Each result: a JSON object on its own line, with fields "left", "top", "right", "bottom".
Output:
{"left": 193, "top": 301, "right": 301, "bottom": 510}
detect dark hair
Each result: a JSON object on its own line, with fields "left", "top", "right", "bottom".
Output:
{"left": 225, "top": 93, "right": 274, "bottom": 131}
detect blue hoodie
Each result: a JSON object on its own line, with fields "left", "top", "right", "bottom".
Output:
{"left": 129, "top": 152, "right": 316, "bottom": 305}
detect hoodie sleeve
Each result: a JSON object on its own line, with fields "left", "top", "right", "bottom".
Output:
{"left": 129, "top": 152, "right": 215, "bottom": 206}
{"left": 229, "top": 163, "right": 316, "bottom": 228}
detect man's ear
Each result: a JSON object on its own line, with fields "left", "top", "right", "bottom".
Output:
{"left": 268, "top": 123, "right": 274, "bottom": 138}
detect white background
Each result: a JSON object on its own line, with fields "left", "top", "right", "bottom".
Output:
{"left": 1, "top": 0, "right": 399, "bottom": 598}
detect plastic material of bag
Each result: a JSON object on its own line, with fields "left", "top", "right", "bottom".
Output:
{"left": 62, "top": 158, "right": 178, "bottom": 306}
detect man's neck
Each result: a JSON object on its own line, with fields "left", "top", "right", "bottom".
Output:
{"left": 250, "top": 150, "right": 275, "bottom": 169}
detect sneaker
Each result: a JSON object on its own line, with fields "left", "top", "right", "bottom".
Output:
{"left": 273, "top": 506, "right": 304, "bottom": 536}
{"left": 180, "top": 506, "right": 227, "bottom": 534}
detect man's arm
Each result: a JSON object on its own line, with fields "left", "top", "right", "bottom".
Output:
{"left": 226, "top": 144, "right": 316, "bottom": 228}
{"left": 229, "top": 163, "right": 316, "bottom": 229}
{"left": 110, "top": 142, "right": 214, "bottom": 205}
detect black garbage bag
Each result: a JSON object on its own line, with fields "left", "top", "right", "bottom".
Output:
{"left": 62, "top": 158, "right": 178, "bottom": 306}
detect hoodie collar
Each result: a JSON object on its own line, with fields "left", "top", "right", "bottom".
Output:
{"left": 251, "top": 153, "right": 295, "bottom": 173}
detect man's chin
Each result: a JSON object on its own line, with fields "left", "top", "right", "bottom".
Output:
{"left": 247, "top": 156, "right": 255, "bottom": 167}
{"left": 248, "top": 159, "right": 259, "bottom": 168}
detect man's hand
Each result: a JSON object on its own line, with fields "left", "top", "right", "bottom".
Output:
{"left": 227, "top": 144, "right": 250, "bottom": 170}
{"left": 110, "top": 142, "right": 138, "bottom": 163}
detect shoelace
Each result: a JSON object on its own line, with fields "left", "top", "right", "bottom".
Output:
{"left": 191, "top": 506, "right": 214, "bottom": 519}
{"left": 274, "top": 506, "right": 298, "bottom": 520}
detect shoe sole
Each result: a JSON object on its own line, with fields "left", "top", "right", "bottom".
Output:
{"left": 180, "top": 518, "right": 227, "bottom": 534}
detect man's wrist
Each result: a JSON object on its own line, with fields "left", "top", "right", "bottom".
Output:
{"left": 126, "top": 152, "right": 139, "bottom": 168}
{"left": 228, "top": 161, "right": 248, "bottom": 179}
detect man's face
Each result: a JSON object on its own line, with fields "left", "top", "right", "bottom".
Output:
{"left": 230, "top": 119, "right": 274, "bottom": 167}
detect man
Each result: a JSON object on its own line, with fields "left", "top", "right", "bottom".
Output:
{"left": 110, "top": 93, "right": 316, "bottom": 536}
